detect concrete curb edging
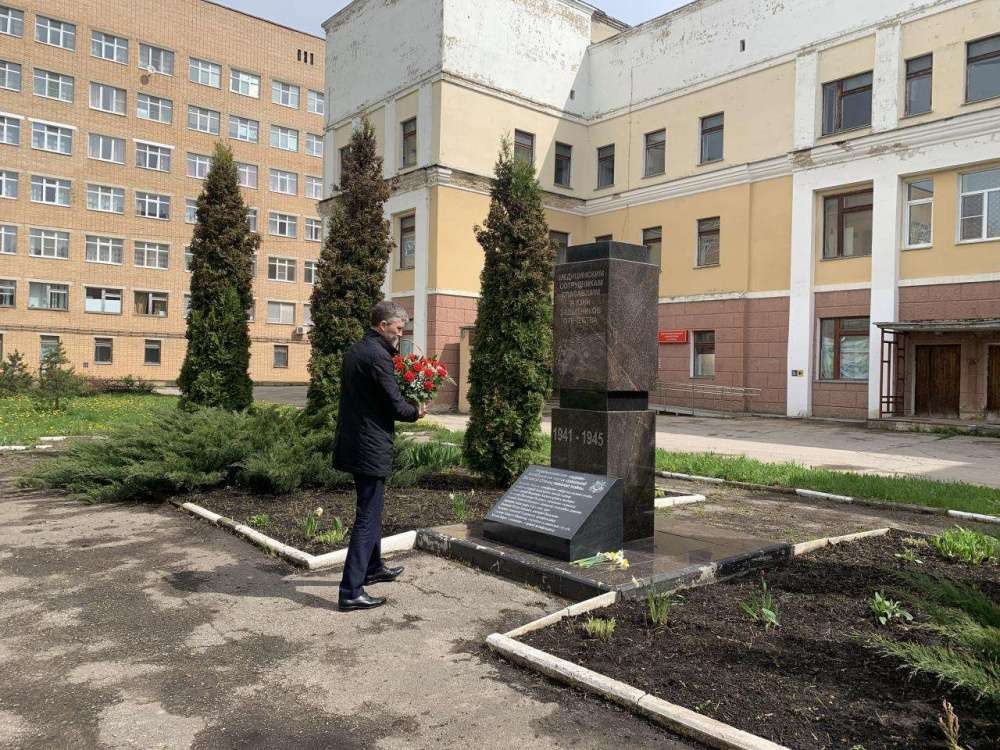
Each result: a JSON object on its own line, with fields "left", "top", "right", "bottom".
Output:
{"left": 654, "top": 493, "right": 707, "bottom": 508}
{"left": 504, "top": 591, "right": 617, "bottom": 639}
{"left": 790, "top": 527, "right": 890, "bottom": 556}
{"left": 656, "top": 470, "right": 1000, "bottom": 525}
{"left": 172, "top": 499, "right": 416, "bottom": 570}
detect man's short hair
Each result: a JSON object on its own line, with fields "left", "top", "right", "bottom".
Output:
{"left": 370, "top": 300, "right": 409, "bottom": 328}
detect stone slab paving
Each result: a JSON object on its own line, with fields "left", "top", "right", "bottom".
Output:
{"left": 0, "top": 470, "right": 695, "bottom": 750}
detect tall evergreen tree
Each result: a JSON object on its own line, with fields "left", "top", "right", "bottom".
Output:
{"left": 464, "top": 139, "right": 553, "bottom": 486}
{"left": 307, "top": 117, "right": 394, "bottom": 415}
{"left": 178, "top": 142, "right": 258, "bottom": 411}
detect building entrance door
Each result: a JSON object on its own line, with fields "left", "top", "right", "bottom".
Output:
{"left": 914, "top": 345, "right": 961, "bottom": 418}
{"left": 988, "top": 346, "right": 1000, "bottom": 418}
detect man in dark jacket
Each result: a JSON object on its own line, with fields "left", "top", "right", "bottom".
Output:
{"left": 334, "top": 300, "right": 424, "bottom": 611}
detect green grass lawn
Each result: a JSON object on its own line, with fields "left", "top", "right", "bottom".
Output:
{"left": 0, "top": 393, "right": 178, "bottom": 446}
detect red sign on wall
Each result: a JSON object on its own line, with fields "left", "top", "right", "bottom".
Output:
{"left": 658, "top": 330, "right": 689, "bottom": 344}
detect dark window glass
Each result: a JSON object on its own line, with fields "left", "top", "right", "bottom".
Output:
{"left": 550, "top": 230, "right": 569, "bottom": 263}
{"left": 399, "top": 214, "right": 415, "bottom": 269}
{"left": 823, "top": 190, "right": 873, "bottom": 258}
{"left": 967, "top": 34, "right": 1000, "bottom": 103}
{"left": 94, "top": 338, "right": 113, "bottom": 364}
{"left": 554, "top": 142, "right": 572, "bottom": 187}
{"left": 699, "top": 114, "right": 723, "bottom": 163}
{"left": 595, "top": 234, "right": 612, "bottom": 243}
{"left": 644, "top": 129, "right": 665, "bottom": 177}
{"left": 696, "top": 218, "right": 720, "bottom": 267}
{"left": 273, "top": 345, "right": 289, "bottom": 368}
{"left": 338, "top": 145, "right": 351, "bottom": 183}
{"left": 144, "top": 340, "right": 161, "bottom": 365}
{"left": 642, "top": 226, "right": 662, "bottom": 266}
{"left": 905, "top": 54, "right": 932, "bottom": 115}
{"left": 693, "top": 331, "right": 715, "bottom": 378}
{"left": 822, "top": 72, "right": 872, "bottom": 135}
{"left": 401, "top": 118, "right": 417, "bottom": 168}
{"left": 819, "top": 317, "right": 869, "bottom": 380}
{"left": 513, "top": 129, "right": 534, "bottom": 165}
{"left": 597, "top": 144, "right": 614, "bottom": 188}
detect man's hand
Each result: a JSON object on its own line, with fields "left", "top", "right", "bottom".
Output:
{"left": 418, "top": 402, "right": 428, "bottom": 418}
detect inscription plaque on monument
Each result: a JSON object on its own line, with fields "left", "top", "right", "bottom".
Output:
{"left": 483, "top": 465, "right": 623, "bottom": 561}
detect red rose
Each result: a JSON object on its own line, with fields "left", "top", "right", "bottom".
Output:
{"left": 407, "top": 353, "right": 418, "bottom": 362}
{"left": 423, "top": 368, "right": 435, "bottom": 378}
{"left": 423, "top": 380, "right": 435, "bottom": 392}
{"left": 436, "top": 366, "right": 447, "bottom": 377}
{"left": 404, "top": 371, "right": 416, "bottom": 383}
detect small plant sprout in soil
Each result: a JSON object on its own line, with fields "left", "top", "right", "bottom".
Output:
{"left": 869, "top": 592, "right": 913, "bottom": 626}
{"left": 450, "top": 490, "right": 473, "bottom": 522}
{"left": 931, "top": 526, "right": 999, "bottom": 566}
{"left": 246, "top": 513, "right": 270, "bottom": 530}
{"left": 740, "top": 577, "right": 780, "bottom": 630}
{"left": 938, "top": 700, "right": 966, "bottom": 750}
{"left": 312, "top": 516, "right": 347, "bottom": 546}
{"left": 581, "top": 617, "right": 616, "bottom": 640}
{"left": 894, "top": 547, "right": 924, "bottom": 564}
{"left": 299, "top": 507, "right": 322, "bottom": 541}
{"left": 646, "top": 590, "right": 672, "bottom": 626}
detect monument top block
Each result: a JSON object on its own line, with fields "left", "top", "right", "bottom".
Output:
{"left": 559, "top": 240, "right": 653, "bottom": 265}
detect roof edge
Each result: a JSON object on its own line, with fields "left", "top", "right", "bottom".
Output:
{"left": 203, "top": 0, "right": 324, "bottom": 41}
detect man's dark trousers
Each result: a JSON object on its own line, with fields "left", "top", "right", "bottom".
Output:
{"left": 339, "top": 474, "right": 387, "bottom": 600}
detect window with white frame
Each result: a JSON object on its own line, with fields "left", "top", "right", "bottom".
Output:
{"left": 189, "top": 58, "right": 220, "bottom": 87}
{"left": 33, "top": 69, "right": 74, "bottom": 101}
{"left": 35, "top": 16, "right": 75, "bottom": 50}
{"left": 270, "top": 125, "right": 298, "bottom": 152}
{"left": 269, "top": 168, "right": 297, "bottom": 195}
{"left": 0, "top": 60, "right": 21, "bottom": 90}
{"left": 401, "top": 118, "right": 417, "bottom": 168}
{"left": 88, "top": 133, "right": 124, "bottom": 163}
{"left": 307, "top": 89, "right": 324, "bottom": 115}
{"left": 186, "top": 152, "right": 210, "bottom": 179}
{"left": 40, "top": 335, "right": 61, "bottom": 358}
{"left": 904, "top": 179, "right": 933, "bottom": 248}
{"left": 246, "top": 207, "right": 258, "bottom": 232}
{"left": 237, "top": 162, "right": 257, "bottom": 188}
{"left": 94, "top": 337, "right": 113, "bottom": 363}
{"left": 185, "top": 198, "right": 197, "bottom": 224}
{"left": 144, "top": 339, "right": 161, "bottom": 365}
{"left": 399, "top": 214, "right": 415, "bottom": 269}
{"left": 91, "top": 30, "right": 127, "bottom": 63}
{"left": 0, "top": 5, "right": 24, "bottom": 37}
{"left": 137, "top": 93, "right": 172, "bottom": 123}
{"left": 0, "top": 224, "right": 16, "bottom": 254}
{"left": 692, "top": 331, "right": 716, "bottom": 378}
{"left": 272, "top": 80, "right": 299, "bottom": 108}
{"left": 305, "top": 175, "right": 322, "bottom": 200}
{"left": 135, "top": 191, "right": 170, "bottom": 220}
{"left": 138, "top": 43, "right": 173, "bottom": 75}
{"left": 28, "top": 282, "right": 69, "bottom": 310}
{"left": 0, "top": 114, "right": 19, "bottom": 144}
{"left": 30, "top": 176, "right": 71, "bottom": 206}
{"left": 134, "top": 290, "right": 168, "bottom": 317}
{"left": 134, "top": 241, "right": 169, "bottom": 269}
{"left": 249, "top": 252, "right": 257, "bottom": 277}
{"left": 268, "top": 256, "right": 296, "bottom": 282}
{"left": 182, "top": 246, "right": 194, "bottom": 271}
{"left": 187, "top": 105, "right": 219, "bottom": 134}
{"left": 0, "top": 169, "right": 17, "bottom": 198}
{"left": 959, "top": 167, "right": 1000, "bottom": 241}
{"left": 28, "top": 228, "right": 69, "bottom": 258}
{"left": 228, "top": 115, "right": 258, "bottom": 142}
{"left": 85, "top": 235, "right": 123, "bottom": 264}
{"left": 273, "top": 345, "right": 289, "bottom": 368}
{"left": 302, "top": 303, "right": 312, "bottom": 326}
{"left": 267, "top": 301, "right": 295, "bottom": 324}
{"left": 230, "top": 68, "right": 259, "bottom": 98}
{"left": 304, "top": 260, "right": 317, "bottom": 284}
{"left": 305, "top": 133, "right": 322, "bottom": 157}
{"left": 31, "top": 122, "right": 72, "bottom": 154}
{"left": 86, "top": 184, "right": 124, "bottom": 214}
{"left": 305, "top": 218, "right": 321, "bottom": 242}
{"left": 135, "top": 141, "right": 171, "bottom": 171}
{"left": 85, "top": 286, "right": 122, "bottom": 314}
{"left": 0, "top": 278, "right": 14, "bottom": 307}
{"left": 90, "top": 82, "right": 126, "bottom": 114}
{"left": 268, "top": 212, "right": 296, "bottom": 237}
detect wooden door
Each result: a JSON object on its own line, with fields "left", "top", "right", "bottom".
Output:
{"left": 988, "top": 346, "right": 1000, "bottom": 414}
{"left": 914, "top": 345, "right": 961, "bottom": 418}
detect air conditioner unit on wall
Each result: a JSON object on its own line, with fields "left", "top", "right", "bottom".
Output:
{"left": 293, "top": 326, "right": 307, "bottom": 336}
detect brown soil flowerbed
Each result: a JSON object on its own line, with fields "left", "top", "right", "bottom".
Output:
{"left": 521, "top": 531, "right": 999, "bottom": 750}
{"left": 183, "top": 473, "right": 500, "bottom": 554}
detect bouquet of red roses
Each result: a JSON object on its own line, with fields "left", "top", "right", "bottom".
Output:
{"left": 392, "top": 353, "right": 455, "bottom": 404}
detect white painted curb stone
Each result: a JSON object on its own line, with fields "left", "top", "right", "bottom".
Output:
{"left": 949, "top": 509, "right": 1000, "bottom": 525}
{"left": 0, "top": 445, "right": 29, "bottom": 451}
{"left": 504, "top": 591, "right": 617, "bottom": 639}
{"left": 655, "top": 493, "right": 707, "bottom": 508}
{"left": 796, "top": 488, "right": 854, "bottom": 503}
{"left": 791, "top": 527, "right": 890, "bottom": 556}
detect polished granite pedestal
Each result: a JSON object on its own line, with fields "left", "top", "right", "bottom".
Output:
{"left": 416, "top": 514, "right": 791, "bottom": 601}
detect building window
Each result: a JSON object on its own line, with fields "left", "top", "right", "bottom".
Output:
{"left": 85, "top": 235, "right": 123, "bottom": 265}
{"left": 904, "top": 54, "right": 932, "bottom": 116}
{"left": 0, "top": 169, "right": 17, "bottom": 198}
{"left": 40, "top": 335, "right": 60, "bottom": 358}
{"left": 138, "top": 44, "right": 173, "bottom": 75}
{"left": 36, "top": 16, "right": 75, "bottom": 50}
{"left": 268, "top": 256, "right": 296, "bottom": 282}
{"left": 134, "top": 290, "right": 168, "bottom": 317}
{"left": 33, "top": 69, "right": 74, "bottom": 101}
{"left": 268, "top": 212, "right": 297, "bottom": 238}
{"left": 554, "top": 142, "right": 572, "bottom": 187}
{"left": 184, "top": 247, "right": 193, "bottom": 271}
{"left": 228, "top": 115, "right": 258, "bottom": 143}
{"left": 28, "top": 228, "right": 69, "bottom": 258}
{"left": 31, "top": 122, "right": 72, "bottom": 154}
{"left": 30, "top": 176, "right": 71, "bottom": 206}
{"left": 307, "top": 90, "right": 325, "bottom": 115}
{"left": 305, "top": 176, "right": 323, "bottom": 200}
{"left": 187, "top": 152, "right": 210, "bottom": 179}
{"left": 0, "top": 224, "right": 15, "bottom": 254}
{"left": 303, "top": 304, "right": 312, "bottom": 326}
{"left": 400, "top": 118, "right": 417, "bottom": 168}
{"left": 0, "top": 114, "right": 19, "bottom": 144}
{"left": 270, "top": 124, "right": 298, "bottom": 151}
{"left": 967, "top": 34, "right": 1000, "bottom": 103}
{"left": 595, "top": 234, "right": 612, "bottom": 242}
{"left": 134, "top": 241, "right": 169, "bottom": 269}
{"left": 86, "top": 184, "right": 124, "bottom": 214}
{"left": 185, "top": 198, "right": 197, "bottom": 224}
{"left": 272, "top": 80, "right": 299, "bottom": 108}
{"left": 273, "top": 345, "right": 289, "bottom": 368}
{"left": 597, "top": 144, "right": 615, "bottom": 188}
{"left": 514, "top": 129, "right": 534, "bottom": 165}
{"left": 549, "top": 231, "right": 569, "bottom": 259}
{"left": 820, "top": 317, "right": 869, "bottom": 381}
{"left": 135, "top": 192, "right": 170, "bottom": 220}
{"left": 339, "top": 145, "right": 351, "bottom": 182}
{"left": 692, "top": 331, "right": 715, "bottom": 378}
{"left": 135, "top": 142, "right": 171, "bottom": 172}
{"left": 305, "top": 133, "right": 322, "bottom": 158}
{"left": 237, "top": 162, "right": 258, "bottom": 189}
{"left": 91, "top": 31, "right": 127, "bottom": 63}
{"left": 189, "top": 58, "right": 220, "bottom": 87}
{"left": 823, "top": 190, "right": 873, "bottom": 258}
{"left": 28, "top": 281, "right": 69, "bottom": 310}
{"left": 94, "top": 338, "right": 113, "bottom": 364}
{"left": 88, "top": 133, "right": 124, "bottom": 163}
{"left": 187, "top": 105, "right": 220, "bottom": 135}
{"left": 304, "top": 260, "right": 317, "bottom": 284}
{"left": 230, "top": 69, "right": 260, "bottom": 97}
{"left": 269, "top": 168, "right": 298, "bottom": 195}
{"left": 0, "top": 278, "right": 14, "bottom": 307}
{"left": 184, "top": 294, "right": 192, "bottom": 318}
{"left": 144, "top": 340, "right": 161, "bottom": 365}
{"left": 267, "top": 301, "right": 295, "bottom": 325}
{"left": 643, "top": 226, "right": 662, "bottom": 266}
{"left": 644, "top": 129, "right": 666, "bottom": 177}
{"left": 90, "top": 82, "right": 126, "bottom": 114}
{"left": 246, "top": 207, "right": 258, "bottom": 232}
{"left": 399, "top": 214, "right": 415, "bottom": 269}
{"left": 305, "top": 218, "right": 322, "bottom": 242}
{"left": 696, "top": 218, "right": 720, "bottom": 267}
{"left": 699, "top": 113, "right": 724, "bottom": 163}
{"left": 822, "top": 72, "right": 872, "bottom": 135}
{"left": 903, "top": 179, "right": 933, "bottom": 248}
{"left": 137, "top": 93, "right": 172, "bottom": 124}
{"left": 85, "top": 287, "right": 122, "bottom": 314}
{"left": 0, "top": 5, "right": 24, "bottom": 37}
{"left": 0, "top": 59, "right": 20, "bottom": 90}
{"left": 959, "top": 167, "right": 1000, "bottom": 241}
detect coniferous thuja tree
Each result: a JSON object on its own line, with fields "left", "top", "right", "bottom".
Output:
{"left": 307, "top": 117, "right": 394, "bottom": 415}
{"left": 463, "top": 139, "right": 553, "bottom": 486}
{"left": 178, "top": 142, "right": 258, "bottom": 411}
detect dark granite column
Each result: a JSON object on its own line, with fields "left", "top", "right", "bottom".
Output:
{"left": 551, "top": 241, "right": 658, "bottom": 541}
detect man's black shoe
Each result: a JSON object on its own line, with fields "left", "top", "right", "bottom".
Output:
{"left": 364, "top": 565, "right": 404, "bottom": 585}
{"left": 338, "top": 591, "right": 386, "bottom": 611}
